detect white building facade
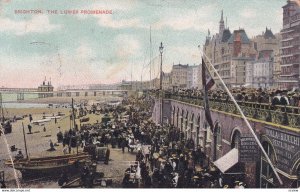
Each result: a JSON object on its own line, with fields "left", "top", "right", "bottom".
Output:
{"left": 246, "top": 60, "right": 274, "bottom": 88}
{"left": 187, "top": 65, "right": 199, "bottom": 89}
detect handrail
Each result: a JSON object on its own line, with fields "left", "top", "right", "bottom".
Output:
{"left": 161, "top": 93, "right": 300, "bottom": 129}
{"left": 165, "top": 93, "right": 300, "bottom": 111}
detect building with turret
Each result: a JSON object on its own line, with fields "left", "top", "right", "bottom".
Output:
{"left": 38, "top": 77, "right": 54, "bottom": 98}
{"left": 203, "top": 11, "right": 256, "bottom": 88}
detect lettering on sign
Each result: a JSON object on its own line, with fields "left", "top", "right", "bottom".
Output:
{"left": 265, "top": 127, "right": 300, "bottom": 173}
{"left": 239, "top": 136, "right": 260, "bottom": 162}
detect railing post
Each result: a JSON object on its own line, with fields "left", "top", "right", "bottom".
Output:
{"left": 170, "top": 92, "right": 300, "bottom": 128}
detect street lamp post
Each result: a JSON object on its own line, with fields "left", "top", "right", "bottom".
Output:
{"left": 159, "top": 42, "right": 164, "bottom": 125}
{"left": 159, "top": 42, "right": 164, "bottom": 90}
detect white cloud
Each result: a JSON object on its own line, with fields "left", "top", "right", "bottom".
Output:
{"left": 239, "top": 8, "right": 257, "bottom": 19}
{"left": 75, "top": 42, "right": 96, "bottom": 60}
{"left": 113, "top": 34, "right": 141, "bottom": 58}
{"left": 83, "top": 33, "right": 147, "bottom": 83}
{"left": 0, "top": 42, "right": 103, "bottom": 87}
{"left": 232, "top": 7, "right": 283, "bottom": 37}
{"left": 102, "top": 61, "right": 129, "bottom": 82}
{"left": 153, "top": 4, "right": 217, "bottom": 32}
{"left": 0, "top": 34, "right": 142, "bottom": 87}
{"left": 0, "top": 15, "right": 60, "bottom": 35}
{"left": 0, "top": 54, "right": 51, "bottom": 87}
{"left": 165, "top": 46, "right": 201, "bottom": 70}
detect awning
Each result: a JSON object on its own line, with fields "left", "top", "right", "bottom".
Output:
{"left": 213, "top": 148, "right": 239, "bottom": 173}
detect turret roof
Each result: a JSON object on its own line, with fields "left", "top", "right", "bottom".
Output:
{"left": 228, "top": 29, "right": 250, "bottom": 44}
{"left": 264, "top": 28, "right": 276, "bottom": 39}
{"left": 221, "top": 29, "right": 231, "bottom": 43}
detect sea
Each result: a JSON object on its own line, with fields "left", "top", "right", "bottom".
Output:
{"left": 1, "top": 93, "right": 47, "bottom": 108}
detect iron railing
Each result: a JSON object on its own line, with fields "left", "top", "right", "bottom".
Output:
{"left": 164, "top": 93, "right": 300, "bottom": 129}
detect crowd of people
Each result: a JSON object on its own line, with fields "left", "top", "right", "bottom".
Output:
{"left": 7, "top": 87, "right": 296, "bottom": 188}
{"left": 59, "top": 93, "right": 244, "bottom": 188}
{"left": 50, "top": 93, "right": 247, "bottom": 188}
{"left": 157, "top": 87, "right": 300, "bottom": 108}
{"left": 118, "top": 95, "right": 245, "bottom": 188}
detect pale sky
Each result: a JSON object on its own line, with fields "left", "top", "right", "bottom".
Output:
{"left": 0, "top": 0, "right": 286, "bottom": 88}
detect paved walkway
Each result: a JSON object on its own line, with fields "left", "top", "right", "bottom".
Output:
{"left": 95, "top": 146, "right": 136, "bottom": 187}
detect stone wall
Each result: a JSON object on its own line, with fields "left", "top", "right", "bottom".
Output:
{"left": 151, "top": 98, "right": 300, "bottom": 188}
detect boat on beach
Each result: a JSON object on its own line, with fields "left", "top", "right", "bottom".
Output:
{"left": 31, "top": 118, "right": 51, "bottom": 125}
{"left": 5, "top": 152, "right": 91, "bottom": 178}
{"left": 0, "top": 93, "right": 12, "bottom": 134}
{"left": 4, "top": 98, "right": 91, "bottom": 178}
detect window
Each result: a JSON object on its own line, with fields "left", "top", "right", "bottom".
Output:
{"left": 216, "top": 125, "right": 222, "bottom": 146}
{"left": 206, "top": 127, "right": 211, "bottom": 143}
{"left": 260, "top": 141, "right": 276, "bottom": 188}
{"left": 231, "top": 130, "right": 241, "bottom": 149}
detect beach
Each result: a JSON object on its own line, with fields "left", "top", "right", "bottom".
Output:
{"left": 12, "top": 95, "right": 122, "bottom": 104}
{"left": 0, "top": 95, "right": 125, "bottom": 188}
{"left": 2, "top": 95, "right": 122, "bottom": 118}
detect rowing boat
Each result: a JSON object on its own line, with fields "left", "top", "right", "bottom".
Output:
{"left": 5, "top": 152, "right": 91, "bottom": 178}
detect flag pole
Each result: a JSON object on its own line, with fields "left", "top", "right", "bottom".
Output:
{"left": 198, "top": 46, "right": 283, "bottom": 186}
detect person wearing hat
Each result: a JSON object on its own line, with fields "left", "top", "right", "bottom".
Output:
{"left": 153, "top": 154, "right": 161, "bottom": 171}
{"left": 140, "top": 162, "right": 147, "bottom": 184}
{"left": 234, "top": 181, "right": 240, "bottom": 188}
{"left": 184, "top": 168, "right": 194, "bottom": 188}
{"left": 136, "top": 150, "right": 144, "bottom": 162}
{"left": 238, "top": 182, "right": 245, "bottom": 188}
{"left": 122, "top": 171, "right": 131, "bottom": 188}
{"left": 144, "top": 172, "right": 152, "bottom": 188}
{"left": 15, "top": 150, "right": 24, "bottom": 160}
{"left": 171, "top": 155, "right": 179, "bottom": 171}
{"left": 27, "top": 124, "right": 32, "bottom": 134}
{"left": 218, "top": 172, "right": 224, "bottom": 188}
{"left": 194, "top": 146, "right": 201, "bottom": 165}
{"left": 120, "top": 137, "right": 127, "bottom": 153}
{"left": 151, "top": 168, "right": 160, "bottom": 188}
{"left": 48, "top": 139, "right": 56, "bottom": 151}
{"left": 191, "top": 175, "right": 202, "bottom": 188}
{"left": 163, "top": 161, "right": 173, "bottom": 177}
{"left": 177, "top": 154, "right": 186, "bottom": 176}
{"left": 104, "top": 147, "right": 110, "bottom": 165}
{"left": 81, "top": 164, "right": 90, "bottom": 188}
{"left": 143, "top": 145, "right": 150, "bottom": 163}
{"left": 187, "top": 156, "right": 195, "bottom": 173}
{"left": 57, "top": 130, "right": 63, "bottom": 143}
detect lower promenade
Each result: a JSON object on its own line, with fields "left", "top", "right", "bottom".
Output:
{"left": 151, "top": 91, "right": 300, "bottom": 188}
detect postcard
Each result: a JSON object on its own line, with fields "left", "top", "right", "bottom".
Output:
{"left": 0, "top": 0, "right": 299, "bottom": 190}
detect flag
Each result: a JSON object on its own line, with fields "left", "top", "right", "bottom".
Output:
{"left": 202, "top": 58, "right": 215, "bottom": 132}
{"left": 200, "top": 53, "right": 283, "bottom": 185}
